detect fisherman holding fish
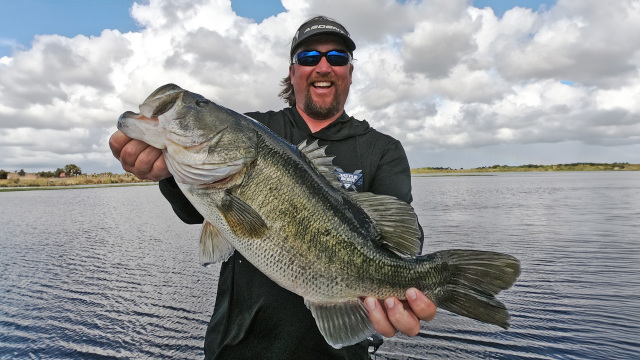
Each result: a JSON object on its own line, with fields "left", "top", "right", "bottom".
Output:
{"left": 110, "top": 16, "right": 511, "bottom": 360}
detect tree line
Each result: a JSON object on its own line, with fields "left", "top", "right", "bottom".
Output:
{"left": 413, "top": 162, "right": 639, "bottom": 173}
{"left": 0, "top": 164, "right": 82, "bottom": 179}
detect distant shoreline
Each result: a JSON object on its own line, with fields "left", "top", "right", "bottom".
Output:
{"left": 0, "top": 174, "right": 155, "bottom": 192}
{"left": 2, "top": 163, "right": 638, "bottom": 192}
{"left": 412, "top": 163, "right": 640, "bottom": 174}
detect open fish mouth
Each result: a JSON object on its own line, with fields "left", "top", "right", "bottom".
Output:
{"left": 118, "top": 84, "right": 257, "bottom": 185}
{"left": 117, "top": 86, "right": 185, "bottom": 149}
{"left": 117, "top": 111, "right": 166, "bottom": 149}
{"left": 119, "top": 84, "right": 185, "bottom": 126}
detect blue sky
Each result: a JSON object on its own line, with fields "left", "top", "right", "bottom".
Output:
{"left": 0, "top": 0, "right": 287, "bottom": 57}
{"left": 473, "top": 0, "right": 555, "bottom": 16}
{"left": 0, "top": 0, "right": 553, "bottom": 58}
{"left": 0, "top": 1, "right": 139, "bottom": 57}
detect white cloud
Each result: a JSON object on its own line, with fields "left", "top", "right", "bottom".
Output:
{"left": 0, "top": 0, "right": 639, "bottom": 173}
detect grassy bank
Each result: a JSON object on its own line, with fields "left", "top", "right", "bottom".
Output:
{"left": 412, "top": 163, "right": 640, "bottom": 174}
{"left": 0, "top": 173, "right": 154, "bottom": 190}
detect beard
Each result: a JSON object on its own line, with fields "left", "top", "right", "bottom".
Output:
{"left": 301, "top": 86, "right": 342, "bottom": 120}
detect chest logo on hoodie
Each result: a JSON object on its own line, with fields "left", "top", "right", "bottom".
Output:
{"left": 334, "top": 168, "right": 363, "bottom": 191}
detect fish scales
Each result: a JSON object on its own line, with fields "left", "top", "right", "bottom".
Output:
{"left": 117, "top": 84, "right": 521, "bottom": 349}
{"left": 229, "top": 135, "right": 397, "bottom": 300}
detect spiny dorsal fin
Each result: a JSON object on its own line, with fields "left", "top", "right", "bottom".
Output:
{"left": 217, "top": 192, "right": 268, "bottom": 239}
{"left": 200, "top": 221, "right": 235, "bottom": 266}
{"left": 297, "top": 139, "right": 342, "bottom": 189}
{"left": 307, "top": 299, "right": 376, "bottom": 349}
{"left": 349, "top": 192, "right": 422, "bottom": 258}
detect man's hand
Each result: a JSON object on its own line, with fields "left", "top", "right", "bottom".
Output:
{"left": 365, "top": 288, "right": 436, "bottom": 337}
{"left": 109, "top": 130, "right": 170, "bottom": 181}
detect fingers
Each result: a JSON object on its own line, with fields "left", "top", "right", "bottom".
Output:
{"left": 134, "top": 147, "right": 169, "bottom": 181}
{"left": 108, "top": 131, "right": 170, "bottom": 181}
{"left": 109, "top": 130, "right": 131, "bottom": 159}
{"left": 148, "top": 153, "right": 170, "bottom": 181}
{"left": 405, "top": 288, "right": 437, "bottom": 321}
{"left": 365, "top": 289, "right": 437, "bottom": 338}
{"left": 365, "top": 297, "right": 397, "bottom": 337}
{"left": 365, "top": 296, "right": 421, "bottom": 337}
{"left": 383, "top": 297, "right": 421, "bottom": 336}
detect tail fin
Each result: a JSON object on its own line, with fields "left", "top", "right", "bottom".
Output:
{"left": 424, "top": 250, "right": 521, "bottom": 329}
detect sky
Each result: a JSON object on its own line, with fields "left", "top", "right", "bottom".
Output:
{"left": 1, "top": 0, "right": 639, "bottom": 174}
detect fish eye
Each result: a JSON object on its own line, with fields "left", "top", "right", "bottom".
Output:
{"left": 196, "top": 99, "right": 209, "bottom": 107}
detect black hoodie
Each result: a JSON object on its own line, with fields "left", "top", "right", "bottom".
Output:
{"left": 158, "top": 107, "right": 421, "bottom": 360}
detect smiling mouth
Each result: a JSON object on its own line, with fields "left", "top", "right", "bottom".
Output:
{"left": 312, "top": 81, "right": 333, "bottom": 88}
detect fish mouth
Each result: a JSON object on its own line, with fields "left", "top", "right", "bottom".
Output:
{"left": 120, "top": 84, "right": 186, "bottom": 125}
{"left": 118, "top": 83, "right": 257, "bottom": 186}
{"left": 118, "top": 111, "right": 158, "bottom": 127}
{"left": 117, "top": 84, "right": 185, "bottom": 148}
{"left": 117, "top": 111, "right": 166, "bottom": 149}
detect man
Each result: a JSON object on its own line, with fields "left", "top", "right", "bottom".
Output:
{"left": 110, "top": 16, "right": 436, "bottom": 359}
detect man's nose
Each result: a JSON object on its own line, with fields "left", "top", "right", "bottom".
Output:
{"left": 315, "top": 56, "right": 332, "bottom": 72}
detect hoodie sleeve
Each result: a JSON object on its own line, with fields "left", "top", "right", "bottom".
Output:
{"left": 369, "top": 139, "right": 414, "bottom": 204}
{"left": 159, "top": 177, "right": 204, "bottom": 224}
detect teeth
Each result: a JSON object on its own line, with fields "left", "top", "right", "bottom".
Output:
{"left": 314, "top": 82, "right": 331, "bottom": 87}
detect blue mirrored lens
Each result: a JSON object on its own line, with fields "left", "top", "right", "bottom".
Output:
{"left": 295, "top": 50, "right": 350, "bottom": 66}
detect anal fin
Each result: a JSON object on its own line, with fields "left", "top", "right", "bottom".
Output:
{"left": 200, "top": 221, "right": 235, "bottom": 266}
{"left": 307, "top": 299, "right": 376, "bottom": 349}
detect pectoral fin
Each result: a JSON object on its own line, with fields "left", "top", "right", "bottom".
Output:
{"left": 199, "top": 221, "right": 235, "bottom": 266}
{"left": 307, "top": 299, "right": 376, "bottom": 349}
{"left": 218, "top": 192, "right": 268, "bottom": 239}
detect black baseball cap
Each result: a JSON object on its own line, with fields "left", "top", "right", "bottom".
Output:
{"left": 290, "top": 16, "right": 356, "bottom": 58}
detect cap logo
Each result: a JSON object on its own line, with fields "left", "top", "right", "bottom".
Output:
{"left": 303, "top": 24, "right": 348, "bottom": 36}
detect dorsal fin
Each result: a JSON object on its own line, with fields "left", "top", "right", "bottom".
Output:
{"left": 297, "top": 139, "right": 342, "bottom": 189}
{"left": 349, "top": 192, "right": 422, "bottom": 258}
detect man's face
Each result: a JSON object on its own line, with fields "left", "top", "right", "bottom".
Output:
{"left": 290, "top": 36, "right": 353, "bottom": 120}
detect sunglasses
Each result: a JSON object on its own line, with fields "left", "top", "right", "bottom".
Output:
{"left": 292, "top": 50, "right": 352, "bottom": 66}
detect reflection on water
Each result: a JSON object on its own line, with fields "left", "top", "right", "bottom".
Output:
{"left": 1, "top": 172, "right": 639, "bottom": 359}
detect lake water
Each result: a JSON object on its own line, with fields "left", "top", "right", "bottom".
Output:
{"left": 1, "top": 172, "right": 639, "bottom": 359}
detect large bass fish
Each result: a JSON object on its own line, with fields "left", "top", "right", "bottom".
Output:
{"left": 117, "top": 84, "right": 521, "bottom": 348}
